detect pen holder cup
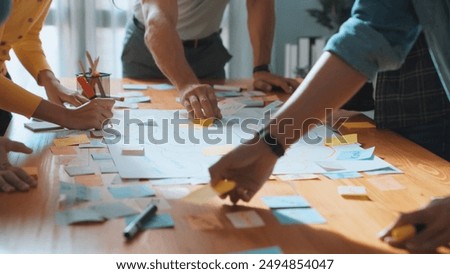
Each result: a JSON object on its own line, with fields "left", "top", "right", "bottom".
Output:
{"left": 76, "top": 72, "right": 111, "bottom": 98}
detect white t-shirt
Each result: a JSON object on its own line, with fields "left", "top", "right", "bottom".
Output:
{"left": 134, "top": 0, "right": 229, "bottom": 40}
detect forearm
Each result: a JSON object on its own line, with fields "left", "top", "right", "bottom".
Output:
{"left": 267, "top": 52, "right": 367, "bottom": 149}
{"left": 38, "top": 69, "right": 59, "bottom": 87}
{"left": 141, "top": 1, "right": 199, "bottom": 94}
{"left": 32, "top": 100, "right": 69, "bottom": 127}
{"left": 247, "top": 0, "right": 274, "bottom": 67}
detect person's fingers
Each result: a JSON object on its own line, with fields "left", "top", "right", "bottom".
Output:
{"left": 253, "top": 79, "right": 272, "bottom": 92}
{"left": 407, "top": 229, "right": 449, "bottom": 253}
{"left": 8, "top": 166, "right": 37, "bottom": 187}
{"left": 5, "top": 140, "right": 32, "bottom": 154}
{"left": 189, "top": 95, "right": 205, "bottom": 119}
{"left": 198, "top": 95, "right": 215, "bottom": 118}
{"left": 183, "top": 100, "right": 195, "bottom": 119}
{"left": 236, "top": 186, "right": 252, "bottom": 202}
{"left": 0, "top": 176, "right": 14, "bottom": 192}
{"left": 2, "top": 170, "right": 30, "bottom": 191}
{"left": 92, "top": 98, "right": 115, "bottom": 108}
{"left": 100, "top": 108, "right": 113, "bottom": 119}
{"left": 404, "top": 220, "right": 447, "bottom": 253}
{"left": 287, "top": 78, "right": 301, "bottom": 89}
{"left": 228, "top": 190, "right": 241, "bottom": 205}
{"left": 379, "top": 209, "right": 431, "bottom": 242}
{"left": 74, "top": 94, "right": 89, "bottom": 104}
{"left": 206, "top": 91, "right": 222, "bottom": 119}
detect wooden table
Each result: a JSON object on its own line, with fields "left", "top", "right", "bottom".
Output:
{"left": 1, "top": 78, "right": 449, "bottom": 254}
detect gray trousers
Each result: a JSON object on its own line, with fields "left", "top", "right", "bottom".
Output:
{"left": 121, "top": 18, "right": 232, "bottom": 80}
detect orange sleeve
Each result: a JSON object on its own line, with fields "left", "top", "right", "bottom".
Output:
{"left": 11, "top": 1, "right": 52, "bottom": 81}
{"left": 0, "top": 75, "right": 42, "bottom": 117}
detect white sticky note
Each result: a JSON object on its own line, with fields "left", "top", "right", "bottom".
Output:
{"left": 64, "top": 166, "right": 96, "bottom": 177}
{"left": 24, "top": 121, "right": 63, "bottom": 132}
{"left": 122, "top": 84, "right": 148, "bottom": 90}
{"left": 226, "top": 210, "right": 265, "bottom": 228}
{"left": 122, "top": 145, "right": 145, "bottom": 156}
{"left": 337, "top": 186, "right": 368, "bottom": 198}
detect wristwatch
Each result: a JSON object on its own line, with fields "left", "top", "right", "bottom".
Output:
{"left": 257, "top": 128, "right": 285, "bottom": 158}
{"left": 253, "top": 64, "right": 270, "bottom": 74}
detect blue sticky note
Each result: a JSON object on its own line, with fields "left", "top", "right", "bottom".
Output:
{"left": 216, "top": 91, "right": 242, "bottom": 97}
{"left": 91, "top": 153, "right": 112, "bottom": 160}
{"left": 79, "top": 141, "right": 106, "bottom": 149}
{"left": 108, "top": 185, "right": 155, "bottom": 199}
{"left": 323, "top": 171, "right": 362, "bottom": 180}
{"left": 365, "top": 166, "right": 403, "bottom": 175}
{"left": 261, "top": 195, "right": 310, "bottom": 209}
{"left": 273, "top": 208, "right": 326, "bottom": 225}
{"left": 90, "top": 202, "right": 138, "bottom": 219}
{"left": 60, "top": 182, "right": 101, "bottom": 202}
{"left": 125, "top": 213, "right": 174, "bottom": 229}
{"left": 235, "top": 246, "right": 283, "bottom": 254}
{"left": 55, "top": 208, "right": 105, "bottom": 225}
{"left": 100, "top": 162, "right": 118, "bottom": 174}
{"left": 336, "top": 147, "right": 375, "bottom": 160}
{"left": 238, "top": 99, "right": 265, "bottom": 107}
{"left": 148, "top": 83, "right": 174, "bottom": 90}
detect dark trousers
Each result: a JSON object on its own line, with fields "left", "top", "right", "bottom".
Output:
{"left": 392, "top": 111, "right": 450, "bottom": 161}
{"left": 121, "top": 18, "right": 232, "bottom": 80}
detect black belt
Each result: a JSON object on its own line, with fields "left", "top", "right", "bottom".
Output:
{"left": 133, "top": 16, "right": 219, "bottom": 48}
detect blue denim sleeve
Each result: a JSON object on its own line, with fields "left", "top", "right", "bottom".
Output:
{"left": 324, "top": 0, "right": 421, "bottom": 80}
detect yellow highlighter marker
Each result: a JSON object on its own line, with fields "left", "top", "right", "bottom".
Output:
{"left": 193, "top": 118, "right": 215, "bottom": 127}
{"left": 391, "top": 224, "right": 426, "bottom": 242}
{"left": 182, "top": 180, "right": 236, "bottom": 204}
{"left": 213, "top": 179, "right": 236, "bottom": 195}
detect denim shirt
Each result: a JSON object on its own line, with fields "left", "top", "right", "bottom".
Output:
{"left": 324, "top": 0, "right": 450, "bottom": 101}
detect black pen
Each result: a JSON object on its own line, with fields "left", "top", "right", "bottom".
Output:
{"left": 123, "top": 204, "right": 158, "bottom": 240}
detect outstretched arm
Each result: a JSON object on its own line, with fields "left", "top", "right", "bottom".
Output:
{"left": 140, "top": 0, "right": 221, "bottom": 119}
{"left": 246, "top": 0, "right": 299, "bottom": 93}
{"left": 209, "top": 52, "right": 367, "bottom": 203}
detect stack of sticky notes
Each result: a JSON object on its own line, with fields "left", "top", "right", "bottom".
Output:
{"left": 261, "top": 195, "right": 326, "bottom": 225}
{"left": 182, "top": 180, "right": 236, "bottom": 204}
{"left": 337, "top": 185, "right": 370, "bottom": 200}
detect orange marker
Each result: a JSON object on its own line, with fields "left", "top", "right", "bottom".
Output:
{"left": 76, "top": 75, "right": 95, "bottom": 99}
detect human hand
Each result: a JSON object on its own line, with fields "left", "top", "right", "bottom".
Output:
{"left": 0, "top": 137, "right": 37, "bottom": 192}
{"left": 253, "top": 71, "right": 300, "bottom": 94}
{"left": 209, "top": 138, "right": 278, "bottom": 204}
{"left": 64, "top": 98, "right": 115, "bottom": 130}
{"left": 180, "top": 84, "right": 222, "bottom": 119}
{"left": 379, "top": 196, "right": 450, "bottom": 253}
{"left": 45, "top": 80, "right": 89, "bottom": 107}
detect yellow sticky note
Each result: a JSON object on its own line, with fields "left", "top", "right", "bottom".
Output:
{"left": 262, "top": 95, "right": 279, "bottom": 102}
{"left": 187, "top": 213, "right": 224, "bottom": 230}
{"left": 74, "top": 174, "right": 103, "bottom": 187}
{"left": 53, "top": 134, "right": 90, "bottom": 147}
{"left": 22, "top": 167, "right": 38, "bottom": 180}
{"left": 50, "top": 146, "right": 77, "bottom": 155}
{"left": 325, "top": 133, "right": 358, "bottom": 146}
{"left": 342, "top": 122, "right": 376, "bottom": 129}
{"left": 202, "top": 144, "right": 235, "bottom": 156}
{"left": 182, "top": 180, "right": 236, "bottom": 204}
{"left": 193, "top": 118, "right": 215, "bottom": 127}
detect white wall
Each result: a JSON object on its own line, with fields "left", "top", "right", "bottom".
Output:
{"left": 226, "top": 0, "right": 333, "bottom": 78}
